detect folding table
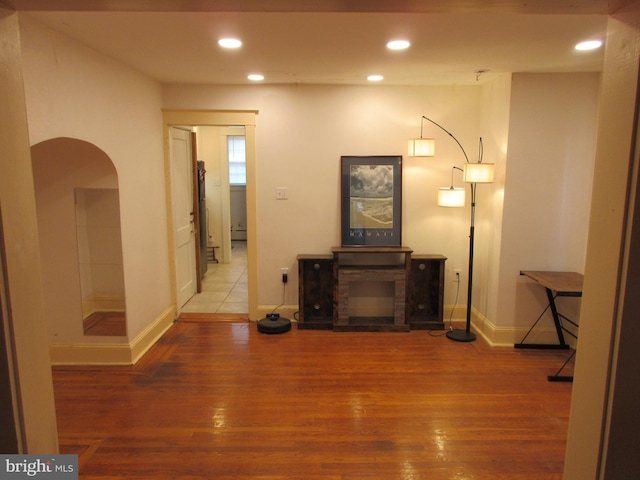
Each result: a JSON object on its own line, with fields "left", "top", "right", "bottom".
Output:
{"left": 515, "top": 270, "right": 583, "bottom": 382}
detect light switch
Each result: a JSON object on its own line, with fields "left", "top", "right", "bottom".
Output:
{"left": 276, "top": 187, "right": 289, "bottom": 200}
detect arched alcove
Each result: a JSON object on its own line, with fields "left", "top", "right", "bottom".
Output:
{"left": 31, "top": 137, "right": 127, "bottom": 341}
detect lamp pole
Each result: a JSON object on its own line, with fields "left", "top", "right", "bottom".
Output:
{"left": 420, "top": 116, "right": 470, "bottom": 163}
{"left": 418, "top": 116, "right": 491, "bottom": 342}
{"left": 446, "top": 182, "right": 477, "bottom": 342}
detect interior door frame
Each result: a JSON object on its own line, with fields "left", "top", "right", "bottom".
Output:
{"left": 162, "top": 110, "right": 258, "bottom": 320}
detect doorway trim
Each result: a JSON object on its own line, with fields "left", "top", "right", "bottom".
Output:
{"left": 162, "top": 110, "right": 259, "bottom": 320}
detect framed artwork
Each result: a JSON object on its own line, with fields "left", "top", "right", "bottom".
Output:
{"left": 340, "top": 155, "right": 402, "bottom": 246}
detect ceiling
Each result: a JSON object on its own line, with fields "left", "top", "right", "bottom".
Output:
{"left": 4, "top": 0, "right": 617, "bottom": 86}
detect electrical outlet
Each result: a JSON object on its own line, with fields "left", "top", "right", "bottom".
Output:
{"left": 276, "top": 187, "right": 289, "bottom": 200}
{"left": 281, "top": 267, "right": 289, "bottom": 283}
{"left": 453, "top": 269, "right": 462, "bottom": 282}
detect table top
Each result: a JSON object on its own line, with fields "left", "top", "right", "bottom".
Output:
{"left": 520, "top": 271, "right": 583, "bottom": 294}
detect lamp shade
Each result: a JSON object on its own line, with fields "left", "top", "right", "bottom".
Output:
{"left": 437, "top": 187, "right": 466, "bottom": 207}
{"left": 463, "top": 163, "right": 494, "bottom": 183}
{"left": 408, "top": 138, "right": 435, "bottom": 157}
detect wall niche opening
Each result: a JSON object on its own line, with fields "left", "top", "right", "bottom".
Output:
{"left": 31, "top": 137, "right": 127, "bottom": 339}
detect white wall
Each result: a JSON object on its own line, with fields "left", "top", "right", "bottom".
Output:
{"left": 75, "top": 187, "right": 125, "bottom": 316}
{"left": 20, "top": 15, "right": 172, "bottom": 343}
{"left": 16, "top": 13, "right": 600, "bottom": 347}
{"left": 165, "top": 76, "right": 599, "bottom": 337}
{"left": 478, "top": 73, "right": 512, "bottom": 327}
{"left": 164, "top": 84, "right": 486, "bottom": 309}
{"left": 496, "top": 73, "right": 600, "bottom": 337}
{"left": 230, "top": 186, "right": 248, "bottom": 240}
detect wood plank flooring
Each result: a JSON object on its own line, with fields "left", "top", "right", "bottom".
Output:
{"left": 53, "top": 320, "right": 574, "bottom": 479}
{"left": 83, "top": 311, "right": 127, "bottom": 336}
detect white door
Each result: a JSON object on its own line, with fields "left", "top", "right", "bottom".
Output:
{"left": 170, "top": 127, "right": 197, "bottom": 308}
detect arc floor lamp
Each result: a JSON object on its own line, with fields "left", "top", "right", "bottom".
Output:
{"left": 409, "top": 116, "right": 494, "bottom": 342}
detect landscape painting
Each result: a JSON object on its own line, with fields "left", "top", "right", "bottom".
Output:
{"left": 341, "top": 156, "right": 402, "bottom": 246}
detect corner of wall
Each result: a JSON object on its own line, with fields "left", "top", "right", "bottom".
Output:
{"left": 471, "top": 308, "right": 565, "bottom": 347}
{"left": 50, "top": 305, "right": 176, "bottom": 365}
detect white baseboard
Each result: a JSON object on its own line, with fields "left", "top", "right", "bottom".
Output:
{"left": 49, "top": 342, "right": 135, "bottom": 365}
{"left": 81, "top": 294, "right": 126, "bottom": 319}
{"left": 468, "top": 307, "right": 568, "bottom": 347}
{"left": 49, "top": 306, "right": 176, "bottom": 365}
{"left": 129, "top": 306, "right": 176, "bottom": 364}
{"left": 254, "top": 303, "right": 565, "bottom": 347}
{"left": 443, "top": 305, "right": 566, "bottom": 346}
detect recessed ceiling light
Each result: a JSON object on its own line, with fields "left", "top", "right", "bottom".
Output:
{"left": 386, "top": 40, "right": 410, "bottom": 50}
{"left": 367, "top": 75, "right": 384, "bottom": 82}
{"left": 218, "top": 38, "right": 242, "bottom": 49}
{"left": 248, "top": 74, "right": 264, "bottom": 81}
{"left": 575, "top": 40, "right": 603, "bottom": 51}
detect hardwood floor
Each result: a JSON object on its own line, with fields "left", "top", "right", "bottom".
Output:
{"left": 83, "top": 311, "right": 127, "bottom": 336}
{"left": 53, "top": 320, "right": 574, "bottom": 479}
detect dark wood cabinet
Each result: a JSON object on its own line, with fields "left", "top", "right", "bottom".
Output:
{"left": 297, "top": 255, "right": 334, "bottom": 329}
{"left": 407, "top": 255, "right": 446, "bottom": 330}
{"left": 297, "top": 249, "right": 445, "bottom": 331}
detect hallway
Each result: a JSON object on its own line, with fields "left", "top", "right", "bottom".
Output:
{"left": 181, "top": 241, "right": 248, "bottom": 314}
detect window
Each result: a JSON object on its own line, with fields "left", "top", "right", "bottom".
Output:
{"left": 228, "top": 135, "right": 246, "bottom": 185}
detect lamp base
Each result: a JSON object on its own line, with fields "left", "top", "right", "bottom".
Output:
{"left": 446, "top": 329, "right": 476, "bottom": 342}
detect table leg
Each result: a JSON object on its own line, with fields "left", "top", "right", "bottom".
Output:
{"left": 515, "top": 289, "right": 570, "bottom": 350}
{"left": 548, "top": 349, "right": 575, "bottom": 382}
{"left": 546, "top": 287, "right": 567, "bottom": 347}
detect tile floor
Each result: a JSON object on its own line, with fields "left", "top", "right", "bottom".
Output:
{"left": 181, "top": 241, "right": 248, "bottom": 314}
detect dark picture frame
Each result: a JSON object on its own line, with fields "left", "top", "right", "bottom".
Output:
{"left": 340, "top": 155, "right": 402, "bottom": 246}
